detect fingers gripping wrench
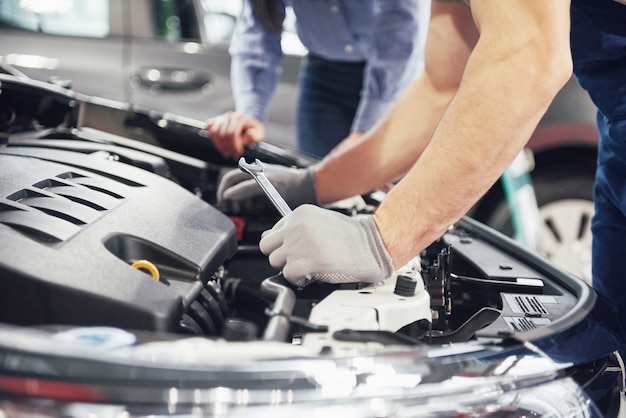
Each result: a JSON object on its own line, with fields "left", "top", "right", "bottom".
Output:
{"left": 238, "top": 157, "right": 293, "bottom": 217}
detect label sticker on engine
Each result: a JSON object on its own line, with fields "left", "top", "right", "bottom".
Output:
{"left": 503, "top": 293, "right": 557, "bottom": 315}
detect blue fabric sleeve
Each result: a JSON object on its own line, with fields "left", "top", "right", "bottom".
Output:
{"left": 228, "top": 0, "right": 428, "bottom": 132}
{"left": 228, "top": 0, "right": 285, "bottom": 122}
{"left": 352, "top": 0, "right": 427, "bottom": 133}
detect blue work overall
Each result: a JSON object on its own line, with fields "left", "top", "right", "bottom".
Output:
{"left": 571, "top": 0, "right": 626, "bottom": 338}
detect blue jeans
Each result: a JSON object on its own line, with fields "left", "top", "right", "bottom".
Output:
{"left": 571, "top": 0, "right": 626, "bottom": 338}
{"left": 296, "top": 54, "right": 365, "bottom": 158}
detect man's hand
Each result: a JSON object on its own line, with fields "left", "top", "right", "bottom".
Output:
{"left": 259, "top": 205, "right": 395, "bottom": 288}
{"left": 217, "top": 163, "right": 319, "bottom": 210}
{"left": 206, "top": 112, "right": 265, "bottom": 159}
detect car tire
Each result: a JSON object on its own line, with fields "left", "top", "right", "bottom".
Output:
{"left": 485, "top": 167, "right": 595, "bottom": 284}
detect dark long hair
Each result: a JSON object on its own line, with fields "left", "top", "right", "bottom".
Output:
{"left": 250, "top": 0, "right": 283, "bottom": 35}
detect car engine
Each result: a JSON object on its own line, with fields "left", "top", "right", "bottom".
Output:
{"left": 0, "top": 73, "right": 591, "bottom": 352}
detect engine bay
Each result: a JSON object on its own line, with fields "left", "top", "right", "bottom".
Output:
{"left": 0, "top": 73, "right": 591, "bottom": 353}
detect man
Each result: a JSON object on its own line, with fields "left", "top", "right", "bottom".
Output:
{"left": 207, "top": 0, "right": 429, "bottom": 159}
{"left": 571, "top": 0, "right": 626, "bottom": 327}
{"left": 220, "top": 1, "right": 626, "bottom": 330}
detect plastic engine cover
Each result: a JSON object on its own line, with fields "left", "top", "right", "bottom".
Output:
{"left": 0, "top": 146, "right": 237, "bottom": 333}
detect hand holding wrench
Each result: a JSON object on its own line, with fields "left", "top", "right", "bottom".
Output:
{"left": 238, "top": 157, "right": 293, "bottom": 217}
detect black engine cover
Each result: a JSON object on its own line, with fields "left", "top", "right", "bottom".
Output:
{"left": 0, "top": 145, "right": 237, "bottom": 333}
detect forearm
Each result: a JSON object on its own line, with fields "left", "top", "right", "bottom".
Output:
{"left": 314, "top": 1, "right": 472, "bottom": 205}
{"left": 374, "top": 1, "right": 573, "bottom": 268}
{"left": 315, "top": 75, "right": 451, "bottom": 205}
{"left": 315, "top": 1, "right": 468, "bottom": 203}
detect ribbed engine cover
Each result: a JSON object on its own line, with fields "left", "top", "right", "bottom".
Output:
{"left": 0, "top": 146, "right": 236, "bottom": 333}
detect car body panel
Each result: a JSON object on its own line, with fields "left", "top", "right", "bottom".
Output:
{"left": 0, "top": 0, "right": 302, "bottom": 148}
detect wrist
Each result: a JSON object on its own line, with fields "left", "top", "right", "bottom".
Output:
{"left": 359, "top": 216, "right": 395, "bottom": 279}
{"left": 373, "top": 201, "right": 427, "bottom": 271}
{"left": 312, "top": 163, "right": 344, "bottom": 205}
{"left": 302, "top": 166, "right": 320, "bottom": 206}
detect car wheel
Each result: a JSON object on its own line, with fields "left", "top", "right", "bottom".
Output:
{"left": 485, "top": 168, "right": 595, "bottom": 284}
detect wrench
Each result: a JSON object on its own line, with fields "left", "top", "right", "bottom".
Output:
{"left": 238, "top": 157, "right": 293, "bottom": 217}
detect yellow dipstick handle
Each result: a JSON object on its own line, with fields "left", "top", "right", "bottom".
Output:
{"left": 131, "top": 260, "right": 160, "bottom": 281}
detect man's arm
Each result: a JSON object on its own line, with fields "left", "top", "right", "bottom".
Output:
{"left": 315, "top": 1, "right": 478, "bottom": 203}
{"left": 373, "top": 0, "right": 573, "bottom": 268}
{"left": 257, "top": 0, "right": 573, "bottom": 286}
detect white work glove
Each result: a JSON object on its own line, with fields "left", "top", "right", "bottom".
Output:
{"left": 259, "top": 205, "right": 395, "bottom": 288}
{"left": 217, "top": 164, "right": 318, "bottom": 210}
